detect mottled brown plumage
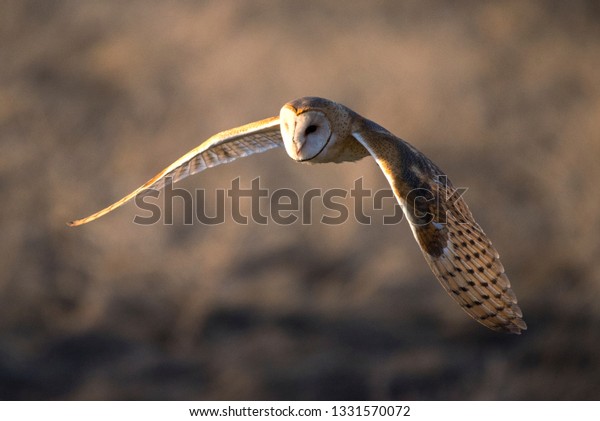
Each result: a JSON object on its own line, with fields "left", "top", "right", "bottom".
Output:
{"left": 69, "top": 96, "right": 526, "bottom": 334}
{"left": 352, "top": 118, "right": 525, "bottom": 333}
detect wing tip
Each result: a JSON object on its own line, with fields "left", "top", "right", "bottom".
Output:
{"left": 512, "top": 318, "right": 528, "bottom": 334}
{"left": 493, "top": 317, "right": 527, "bottom": 335}
{"left": 67, "top": 218, "right": 86, "bottom": 227}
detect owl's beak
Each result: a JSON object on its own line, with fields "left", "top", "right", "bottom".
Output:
{"left": 293, "top": 136, "right": 306, "bottom": 155}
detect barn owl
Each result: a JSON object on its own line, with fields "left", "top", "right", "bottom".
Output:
{"left": 69, "top": 97, "right": 526, "bottom": 334}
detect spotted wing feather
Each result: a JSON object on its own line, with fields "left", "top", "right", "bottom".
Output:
{"left": 69, "top": 116, "right": 282, "bottom": 226}
{"left": 353, "top": 123, "right": 526, "bottom": 334}
{"left": 418, "top": 181, "right": 526, "bottom": 333}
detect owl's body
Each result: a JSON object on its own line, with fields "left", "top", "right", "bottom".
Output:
{"left": 70, "top": 97, "right": 526, "bottom": 334}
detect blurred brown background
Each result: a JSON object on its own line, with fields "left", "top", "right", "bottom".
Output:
{"left": 1, "top": 0, "right": 599, "bottom": 400}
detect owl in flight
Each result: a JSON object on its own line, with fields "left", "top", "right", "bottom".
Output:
{"left": 70, "top": 97, "right": 526, "bottom": 334}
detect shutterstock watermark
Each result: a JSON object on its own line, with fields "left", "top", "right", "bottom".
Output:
{"left": 132, "top": 176, "right": 467, "bottom": 226}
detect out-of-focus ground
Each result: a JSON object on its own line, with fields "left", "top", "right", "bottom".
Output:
{"left": 1, "top": 0, "right": 599, "bottom": 400}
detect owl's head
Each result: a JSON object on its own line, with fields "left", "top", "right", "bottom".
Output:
{"left": 279, "top": 97, "right": 349, "bottom": 162}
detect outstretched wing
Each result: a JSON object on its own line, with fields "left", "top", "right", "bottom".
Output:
{"left": 69, "top": 116, "right": 282, "bottom": 226}
{"left": 352, "top": 121, "right": 526, "bottom": 334}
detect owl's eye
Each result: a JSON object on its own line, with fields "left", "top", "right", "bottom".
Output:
{"left": 304, "top": 125, "right": 318, "bottom": 136}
